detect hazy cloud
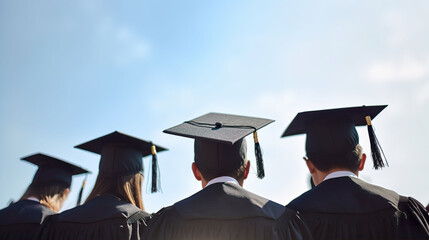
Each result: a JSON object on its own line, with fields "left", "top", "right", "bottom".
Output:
{"left": 415, "top": 80, "right": 429, "bottom": 104}
{"left": 367, "top": 56, "right": 429, "bottom": 83}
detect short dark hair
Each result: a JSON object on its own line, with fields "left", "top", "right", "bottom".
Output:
{"left": 198, "top": 159, "right": 248, "bottom": 182}
{"left": 309, "top": 144, "right": 363, "bottom": 172}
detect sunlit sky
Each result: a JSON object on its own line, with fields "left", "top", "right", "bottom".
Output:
{"left": 1, "top": 0, "right": 429, "bottom": 213}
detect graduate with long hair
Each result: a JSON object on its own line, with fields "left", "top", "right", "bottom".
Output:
{"left": 38, "top": 131, "right": 167, "bottom": 240}
{"left": 0, "top": 153, "right": 88, "bottom": 240}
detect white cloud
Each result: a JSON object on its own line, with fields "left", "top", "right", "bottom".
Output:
{"left": 254, "top": 91, "right": 298, "bottom": 116}
{"left": 366, "top": 4, "right": 429, "bottom": 84}
{"left": 380, "top": 4, "right": 429, "bottom": 49}
{"left": 416, "top": 80, "right": 429, "bottom": 104}
{"left": 367, "top": 56, "right": 429, "bottom": 83}
{"left": 380, "top": 10, "right": 407, "bottom": 47}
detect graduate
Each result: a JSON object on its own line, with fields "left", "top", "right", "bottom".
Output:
{"left": 281, "top": 105, "right": 429, "bottom": 239}
{"left": 0, "top": 153, "right": 88, "bottom": 240}
{"left": 38, "top": 131, "right": 167, "bottom": 240}
{"left": 143, "top": 112, "right": 312, "bottom": 240}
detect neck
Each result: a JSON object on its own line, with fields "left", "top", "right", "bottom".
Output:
{"left": 201, "top": 178, "right": 208, "bottom": 188}
{"left": 314, "top": 168, "right": 358, "bottom": 186}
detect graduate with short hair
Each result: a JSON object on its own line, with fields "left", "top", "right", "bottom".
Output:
{"left": 281, "top": 105, "right": 429, "bottom": 239}
{"left": 143, "top": 112, "right": 312, "bottom": 240}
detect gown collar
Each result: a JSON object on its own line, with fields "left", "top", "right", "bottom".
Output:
{"left": 323, "top": 170, "right": 356, "bottom": 182}
{"left": 25, "top": 197, "right": 40, "bottom": 202}
{"left": 206, "top": 176, "right": 239, "bottom": 187}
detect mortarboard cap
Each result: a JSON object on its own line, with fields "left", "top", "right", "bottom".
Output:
{"left": 74, "top": 131, "right": 168, "bottom": 193}
{"left": 282, "top": 105, "right": 388, "bottom": 169}
{"left": 163, "top": 112, "right": 274, "bottom": 178}
{"left": 21, "top": 153, "right": 89, "bottom": 188}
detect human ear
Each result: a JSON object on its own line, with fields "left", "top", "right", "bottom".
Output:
{"left": 243, "top": 161, "right": 250, "bottom": 180}
{"left": 305, "top": 158, "right": 316, "bottom": 174}
{"left": 192, "top": 162, "right": 202, "bottom": 181}
{"left": 358, "top": 153, "right": 366, "bottom": 171}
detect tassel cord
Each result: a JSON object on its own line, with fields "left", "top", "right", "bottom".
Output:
{"left": 76, "top": 175, "right": 87, "bottom": 206}
{"left": 367, "top": 125, "right": 388, "bottom": 169}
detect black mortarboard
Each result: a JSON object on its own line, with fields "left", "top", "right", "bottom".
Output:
{"left": 281, "top": 105, "right": 388, "bottom": 169}
{"left": 21, "top": 153, "right": 89, "bottom": 188}
{"left": 74, "top": 131, "right": 168, "bottom": 193}
{"left": 163, "top": 112, "right": 274, "bottom": 178}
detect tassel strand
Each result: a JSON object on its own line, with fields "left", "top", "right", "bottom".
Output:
{"left": 151, "top": 144, "right": 161, "bottom": 193}
{"left": 253, "top": 132, "right": 265, "bottom": 179}
{"left": 366, "top": 116, "right": 388, "bottom": 170}
{"left": 76, "top": 175, "right": 87, "bottom": 206}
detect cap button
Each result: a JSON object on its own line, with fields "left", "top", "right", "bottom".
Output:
{"left": 215, "top": 122, "right": 223, "bottom": 128}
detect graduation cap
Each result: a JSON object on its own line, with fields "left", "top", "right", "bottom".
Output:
{"left": 281, "top": 105, "right": 388, "bottom": 169}
{"left": 75, "top": 131, "right": 168, "bottom": 193}
{"left": 21, "top": 153, "right": 89, "bottom": 188}
{"left": 163, "top": 112, "right": 274, "bottom": 178}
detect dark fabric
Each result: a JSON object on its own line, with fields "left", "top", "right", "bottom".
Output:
{"left": 281, "top": 105, "right": 387, "bottom": 137}
{"left": 194, "top": 138, "right": 246, "bottom": 174}
{"left": 31, "top": 166, "right": 73, "bottom": 188}
{"left": 143, "top": 182, "right": 312, "bottom": 240}
{"left": 281, "top": 105, "right": 388, "bottom": 169}
{"left": 306, "top": 118, "right": 359, "bottom": 159}
{"left": 99, "top": 144, "right": 144, "bottom": 177}
{"left": 74, "top": 131, "right": 167, "bottom": 178}
{"left": 286, "top": 176, "right": 429, "bottom": 240}
{"left": 75, "top": 131, "right": 167, "bottom": 156}
{"left": 22, "top": 153, "right": 88, "bottom": 188}
{"left": 37, "top": 195, "right": 150, "bottom": 240}
{"left": 0, "top": 200, "right": 55, "bottom": 240}
{"left": 163, "top": 112, "right": 274, "bottom": 145}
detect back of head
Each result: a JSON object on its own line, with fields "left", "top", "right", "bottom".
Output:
{"left": 163, "top": 112, "right": 274, "bottom": 182}
{"left": 309, "top": 144, "right": 364, "bottom": 172}
{"left": 195, "top": 138, "right": 248, "bottom": 182}
{"left": 99, "top": 143, "right": 144, "bottom": 177}
{"left": 85, "top": 173, "right": 144, "bottom": 210}
{"left": 282, "top": 105, "right": 388, "bottom": 172}
{"left": 83, "top": 142, "right": 145, "bottom": 207}
{"left": 20, "top": 184, "right": 69, "bottom": 213}
{"left": 19, "top": 153, "right": 88, "bottom": 212}
{"left": 306, "top": 117, "right": 361, "bottom": 172}
{"left": 76, "top": 131, "right": 167, "bottom": 210}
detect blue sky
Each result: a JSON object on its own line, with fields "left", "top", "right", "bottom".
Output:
{"left": 1, "top": 0, "right": 429, "bottom": 212}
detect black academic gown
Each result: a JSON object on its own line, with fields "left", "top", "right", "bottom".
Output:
{"left": 285, "top": 176, "right": 429, "bottom": 240}
{"left": 37, "top": 194, "right": 150, "bottom": 240}
{"left": 143, "top": 182, "right": 312, "bottom": 240}
{"left": 0, "top": 199, "right": 55, "bottom": 240}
